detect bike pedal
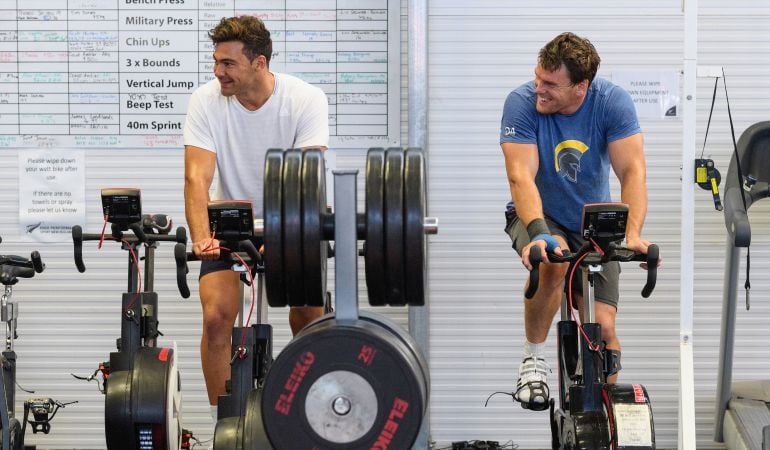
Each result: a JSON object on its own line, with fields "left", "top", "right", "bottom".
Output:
{"left": 521, "top": 401, "right": 549, "bottom": 412}
{"left": 180, "top": 428, "right": 194, "bottom": 449}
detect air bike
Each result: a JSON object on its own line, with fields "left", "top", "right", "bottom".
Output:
{"left": 175, "top": 200, "right": 274, "bottom": 449}
{"left": 71, "top": 188, "right": 189, "bottom": 450}
{"left": 176, "top": 147, "right": 437, "bottom": 449}
{"left": 525, "top": 203, "right": 659, "bottom": 450}
{"left": 0, "top": 238, "right": 46, "bottom": 450}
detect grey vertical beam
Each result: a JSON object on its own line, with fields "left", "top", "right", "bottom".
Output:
{"left": 408, "top": 0, "right": 430, "bottom": 448}
{"left": 333, "top": 170, "right": 360, "bottom": 323}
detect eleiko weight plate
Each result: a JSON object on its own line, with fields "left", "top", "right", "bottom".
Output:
{"left": 384, "top": 148, "right": 406, "bottom": 305}
{"left": 263, "top": 149, "right": 286, "bottom": 307}
{"left": 403, "top": 148, "right": 426, "bottom": 306}
{"left": 301, "top": 149, "right": 327, "bottom": 307}
{"left": 281, "top": 150, "right": 304, "bottom": 307}
{"left": 364, "top": 148, "right": 386, "bottom": 306}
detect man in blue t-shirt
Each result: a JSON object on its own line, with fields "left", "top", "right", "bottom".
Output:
{"left": 500, "top": 32, "right": 655, "bottom": 411}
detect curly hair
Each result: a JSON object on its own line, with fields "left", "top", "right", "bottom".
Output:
{"left": 208, "top": 16, "right": 272, "bottom": 65}
{"left": 538, "top": 32, "right": 600, "bottom": 85}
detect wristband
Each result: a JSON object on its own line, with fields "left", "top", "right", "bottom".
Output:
{"left": 526, "top": 218, "right": 550, "bottom": 240}
{"left": 531, "top": 233, "right": 560, "bottom": 252}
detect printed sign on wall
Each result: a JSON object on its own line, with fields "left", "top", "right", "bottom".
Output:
{"left": 612, "top": 69, "right": 680, "bottom": 119}
{"left": 18, "top": 149, "right": 85, "bottom": 242}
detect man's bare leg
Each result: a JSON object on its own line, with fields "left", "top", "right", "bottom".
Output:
{"left": 289, "top": 306, "right": 325, "bottom": 336}
{"left": 199, "top": 270, "right": 240, "bottom": 405}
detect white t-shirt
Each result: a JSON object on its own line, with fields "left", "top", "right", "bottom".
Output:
{"left": 183, "top": 72, "right": 329, "bottom": 213}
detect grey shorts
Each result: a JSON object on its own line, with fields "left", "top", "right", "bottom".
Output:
{"left": 199, "top": 237, "right": 263, "bottom": 280}
{"left": 504, "top": 208, "right": 620, "bottom": 308}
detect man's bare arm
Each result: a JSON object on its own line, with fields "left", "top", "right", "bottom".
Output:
{"left": 502, "top": 141, "right": 542, "bottom": 226}
{"left": 184, "top": 145, "right": 218, "bottom": 258}
{"left": 501, "top": 141, "right": 562, "bottom": 267}
{"left": 608, "top": 133, "right": 649, "bottom": 251}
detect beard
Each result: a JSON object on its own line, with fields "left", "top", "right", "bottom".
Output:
{"left": 218, "top": 79, "right": 236, "bottom": 96}
{"left": 535, "top": 95, "right": 561, "bottom": 114}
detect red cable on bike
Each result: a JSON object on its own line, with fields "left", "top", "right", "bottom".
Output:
{"left": 567, "top": 250, "right": 601, "bottom": 352}
{"left": 204, "top": 233, "right": 256, "bottom": 360}
{"left": 96, "top": 218, "right": 143, "bottom": 313}
{"left": 589, "top": 237, "right": 605, "bottom": 256}
{"left": 232, "top": 250, "right": 256, "bottom": 359}
{"left": 98, "top": 214, "right": 109, "bottom": 249}
{"left": 602, "top": 389, "right": 618, "bottom": 450}
{"left": 122, "top": 241, "right": 142, "bottom": 313}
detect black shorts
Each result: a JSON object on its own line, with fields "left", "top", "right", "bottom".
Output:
{"left": 504, "top": 207, "right": 620, "bottom": 308}
{"left": 199, "top": 237, "right": 264, "bottom": 279}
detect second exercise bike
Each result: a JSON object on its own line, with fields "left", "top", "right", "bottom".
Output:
{"left": 71, "top": 188, "right": 189, "bottom": 450}
{"left": 0, "top": 240, "right": 45, "bottom": 450}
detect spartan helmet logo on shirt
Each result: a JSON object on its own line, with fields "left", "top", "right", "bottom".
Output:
{"left": 554, "top": 140, "right": 589, "bottom": 183}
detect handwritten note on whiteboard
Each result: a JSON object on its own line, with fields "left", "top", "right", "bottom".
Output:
{"left": 0, "top": 0, "right": 400, "bottom": 149}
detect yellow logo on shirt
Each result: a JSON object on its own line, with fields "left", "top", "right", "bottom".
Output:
{"left": 554, "top": 140, "right": 589, "bottom": 183}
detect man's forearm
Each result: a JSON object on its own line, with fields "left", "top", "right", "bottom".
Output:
{"left": 185, "top": 182, "right": 212, "bottom": 243}
{"left": 511, "top": 179, "right": 546, "bottom": 229}
{"left": 620, "top": 175, "right": 648, "bottom": 240}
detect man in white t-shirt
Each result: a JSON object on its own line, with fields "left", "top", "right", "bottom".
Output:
{"left": 183, "top": 15, "right": 329, "bottom": 421}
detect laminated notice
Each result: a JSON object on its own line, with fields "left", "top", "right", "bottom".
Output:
{"left": 614, "top": 403, "right": 653, "bottom": 446}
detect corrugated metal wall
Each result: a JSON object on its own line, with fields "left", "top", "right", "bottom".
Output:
{"left": 1, "top": 1, "right": 770, "bottom": 449}
{"left": 426, "top": 1, "right": 770, "bottom": 449}
{"left": 694, "top": 2, "right": 770, "bottom": 448}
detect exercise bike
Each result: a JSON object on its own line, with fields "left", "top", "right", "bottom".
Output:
{"left": 71, "top": 188, "right": 188, "bottom": 450}
{"left": 0, "top": 239, "right": 45, "bottom": 450}
{"left": 174, "top": 200, "right": 274, "bottom": 449}
{"left": 526, "top": 203, "right": 659, "bottom": 450}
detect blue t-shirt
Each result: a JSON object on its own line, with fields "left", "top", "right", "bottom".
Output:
{"left": 500, "top": 77, "right": 641, "bottom": 232}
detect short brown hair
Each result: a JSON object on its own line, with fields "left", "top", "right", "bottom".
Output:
{"left": 538, "top": 32, "right": 600, "bottom": 85}
{"left": 209, "top": 16, "right": 272, "bottom": 65}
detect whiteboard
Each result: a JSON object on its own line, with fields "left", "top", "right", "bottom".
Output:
{"left": 0, "top": 0, "right": 400, "bottom": 149}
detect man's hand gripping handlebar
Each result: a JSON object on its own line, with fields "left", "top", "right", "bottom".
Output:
{"left": 174, "top": 239, "right": 262, "bottom": 299}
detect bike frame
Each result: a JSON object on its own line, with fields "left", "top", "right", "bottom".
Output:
{"left": 558, "top": 252, "right": 606, "bottom": 414}
{"left": 0, "top": 285, "right": 16, "bottom": 450}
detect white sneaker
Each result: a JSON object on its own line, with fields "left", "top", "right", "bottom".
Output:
{"left": 514, "top": 355, "right": 550, "bottom": 411}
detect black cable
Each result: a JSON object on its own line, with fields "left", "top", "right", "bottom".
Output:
{"left": 15, "top": 380, "right": 34, "bottom": 394}
{"left": 700, "top": 76, "right": 720, "bottom": 159}
{"left": 484, "top": 391, "right": 515, "bottom": 407}
{"left": 722, "top": 68, "right": 752, "bottom": 308}
{"left": 190, "top": 437, "right": 211, "bottom": 449}
{"left": 433, "top": 440, "right": 519, "bottom": 450}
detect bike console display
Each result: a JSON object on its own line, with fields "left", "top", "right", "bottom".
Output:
{"left": 581, "top": 203, "right": 628, "bottom": 247}
{"left": 101, "top": 188, "right": 141, "bottom": 226}
{"left": 208, "top": 201, "right": 254, "bottom": 243}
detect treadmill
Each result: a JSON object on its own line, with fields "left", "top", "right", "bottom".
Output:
{"left": 716, "top": 121, "right": 770, "bottom": 450}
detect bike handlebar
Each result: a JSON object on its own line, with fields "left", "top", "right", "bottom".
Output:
{"left": 174, "top": 239, "right": 263, "bottom": 299}
{"left": 640, "top": 244, "right": 659, "bottom": 298}
{"left": 71, "top": 223, "right": 187, "bottom": 273}
{"left": 524, "top": 248, "right": 542, "bottom": 299}
{"left": 0, "top": 250, "right": 45, "bottom": 286}
{"left": 524, "top": 243, "right": 659, "bottom": 300}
